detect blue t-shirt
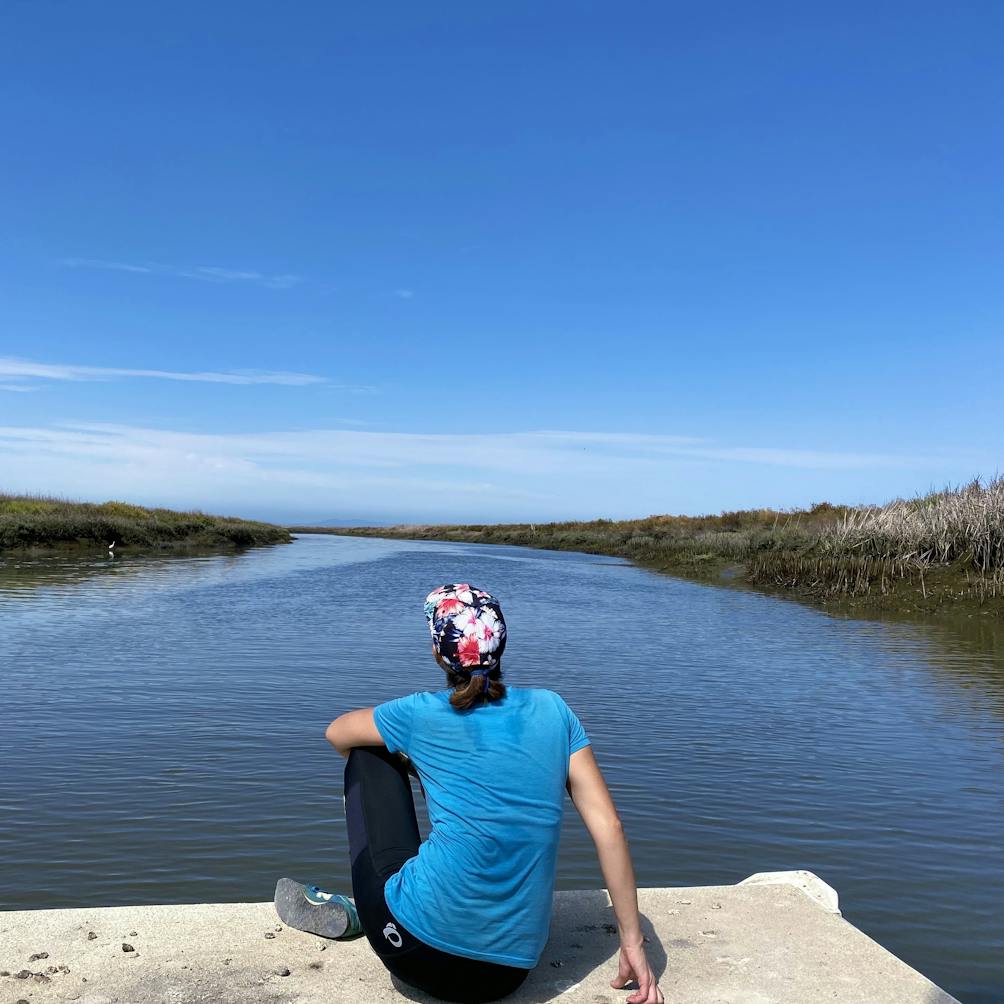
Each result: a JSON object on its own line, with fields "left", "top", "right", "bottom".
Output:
{"left": 372, "top": 685, "right": 590, "bottom": 969}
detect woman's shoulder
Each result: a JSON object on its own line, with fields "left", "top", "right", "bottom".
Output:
{"left": 508, "top": 685, "right": 568, "bottom": 708}
{"left": 414, "top": 688, "right": 453, "bottom": 705}
{"left": 380, "top": 688, "right": 451, "bottom": 711}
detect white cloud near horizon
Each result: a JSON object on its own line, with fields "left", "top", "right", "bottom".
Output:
{"left": 60, "top": 258, "right": 303, "bottom": 290}
{"left": 0, "top": 420, "right": 965, "bottom": 523}
{"left": 0, "top": 357, "right": 355, "bottom": 389}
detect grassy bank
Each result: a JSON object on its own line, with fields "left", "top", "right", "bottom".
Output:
{"left": 1, "top": 494, "right": 291, "bottom": 552}
{"left": 292, "top": 479, "right": 1004, "bottom": 616}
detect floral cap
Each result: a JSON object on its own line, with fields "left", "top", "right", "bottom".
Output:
{"left": 424, "top": 583, "right": 507, "bottom": 673}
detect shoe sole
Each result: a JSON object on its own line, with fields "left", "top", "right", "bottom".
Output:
{"left": 274, "top": 878, "right": 350, "bottom": 939}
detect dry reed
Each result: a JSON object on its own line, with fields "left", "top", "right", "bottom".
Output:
{"left": 822, "top": 477, "right": 1004, "bottom": 573}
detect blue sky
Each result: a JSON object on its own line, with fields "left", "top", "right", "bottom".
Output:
{"left": 2, "top": 2, "right": 1001, "bottom": 523}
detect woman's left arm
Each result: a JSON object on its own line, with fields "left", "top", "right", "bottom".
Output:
{"left": 325, "top": 708, "right": 385, "bottom": 757}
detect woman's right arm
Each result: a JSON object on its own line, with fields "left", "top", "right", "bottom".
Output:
{"left": 566, "top": 746, "right": 664, "bottom": 1004}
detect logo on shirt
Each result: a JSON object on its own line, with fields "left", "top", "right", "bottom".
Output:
{"left": 383, "top": 921, "right": 403, "bottom": 947}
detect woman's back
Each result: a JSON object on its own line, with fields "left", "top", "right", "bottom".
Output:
{"left": 373, "top": 685, "right": 590, "bottom": 968}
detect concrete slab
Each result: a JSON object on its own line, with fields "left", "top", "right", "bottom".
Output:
{"left": 0, "top": 876, "right": 959, "bottom": 1004}
{"left": 738, "top": 870, "right": 841, "bottom": 915}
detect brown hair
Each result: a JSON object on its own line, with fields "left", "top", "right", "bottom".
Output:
{"left": 445, "top": 666, "right": 506, "bottom": 710}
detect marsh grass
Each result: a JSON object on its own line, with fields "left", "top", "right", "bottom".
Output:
{"left": 747, "top": 553, "right": 928, "bottom": 597}
{"left": 823, "top": 477, "right": 1004, "bottom": 571}
{"left": 0, "top": 493, "right": 291, "bottom": 551}
{"left": 739, "top": 479, "right": 1004, "bottom": 603}
{"left": 304, "top": 507, "right": 838, "bottom": 572}
{"left": 309, "top": 481, "right": 1004, "bottom": 608}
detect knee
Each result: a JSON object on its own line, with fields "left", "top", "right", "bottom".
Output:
{"left": 344, "top": 746, "right": 368, "bottom": 782}
{"left": 344, "top": 745, "right": 396, "bottom": 785}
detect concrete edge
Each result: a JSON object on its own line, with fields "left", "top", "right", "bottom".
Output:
{"left": 738, "top": 869, "right": 842, "bottom": 915}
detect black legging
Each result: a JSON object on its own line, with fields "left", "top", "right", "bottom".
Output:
{"left": 343, "top": 746, "right": 531, "bottom": 1003}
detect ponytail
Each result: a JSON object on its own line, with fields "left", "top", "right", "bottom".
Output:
{"left": 446, "top": 666, "right": 506, "bottom": 711}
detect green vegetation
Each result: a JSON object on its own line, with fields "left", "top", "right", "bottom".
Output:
{"left": 294, "top": 478, "right": 1004, "bottom": 614}
{"left": 1, "top": 494, "right": 291, "bottom": 552}
{"left": 751, "top": 478, "right": 1004, "bottom": 607}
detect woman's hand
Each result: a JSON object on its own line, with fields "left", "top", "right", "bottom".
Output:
{"left": 611, "top": 939, "right": 663, "bottom": 1004}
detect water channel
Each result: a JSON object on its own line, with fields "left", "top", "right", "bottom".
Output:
{"left": 1, "top": 534, "right": 1001, "bottom": 1001}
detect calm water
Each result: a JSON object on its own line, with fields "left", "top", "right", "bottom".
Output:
{"left": 1, "top": 534, "right": 1002, "bottom": 1002}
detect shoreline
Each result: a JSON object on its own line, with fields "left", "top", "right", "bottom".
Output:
{"left": 290, "top": 525, "right": 1004, "bottom": 622}
{"left": 0, "top": 494, "right": 291, "bottom": 554}
{"left": 0, "top": 537, "right": 290, "bottom": 558}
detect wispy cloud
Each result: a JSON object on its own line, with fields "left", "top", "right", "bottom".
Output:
{"left": 392, "top": 288, "right": 414, "bottom": 299}
{"left": 0, "top": 357, "right": 336, "bottom": 388}
{"left": 0, "top": 421, "right": 955, "bottom": 523}
{"left": 60, "top": 258, "right": 303, "bottom": 290}
{"left": 0, "top": 383, "right": 41, "bottom": 393}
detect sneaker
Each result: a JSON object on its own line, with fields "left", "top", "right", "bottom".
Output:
{"left": 274, "top": 878, "right": 363, "bottom": 940}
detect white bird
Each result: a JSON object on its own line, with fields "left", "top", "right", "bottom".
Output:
{"left": 108, "top": 540, "right": 116, "bottom": 556}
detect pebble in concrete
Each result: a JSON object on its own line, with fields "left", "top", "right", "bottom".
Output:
{"left": 122, "top": 943, "right": 135, "bottom": 952}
